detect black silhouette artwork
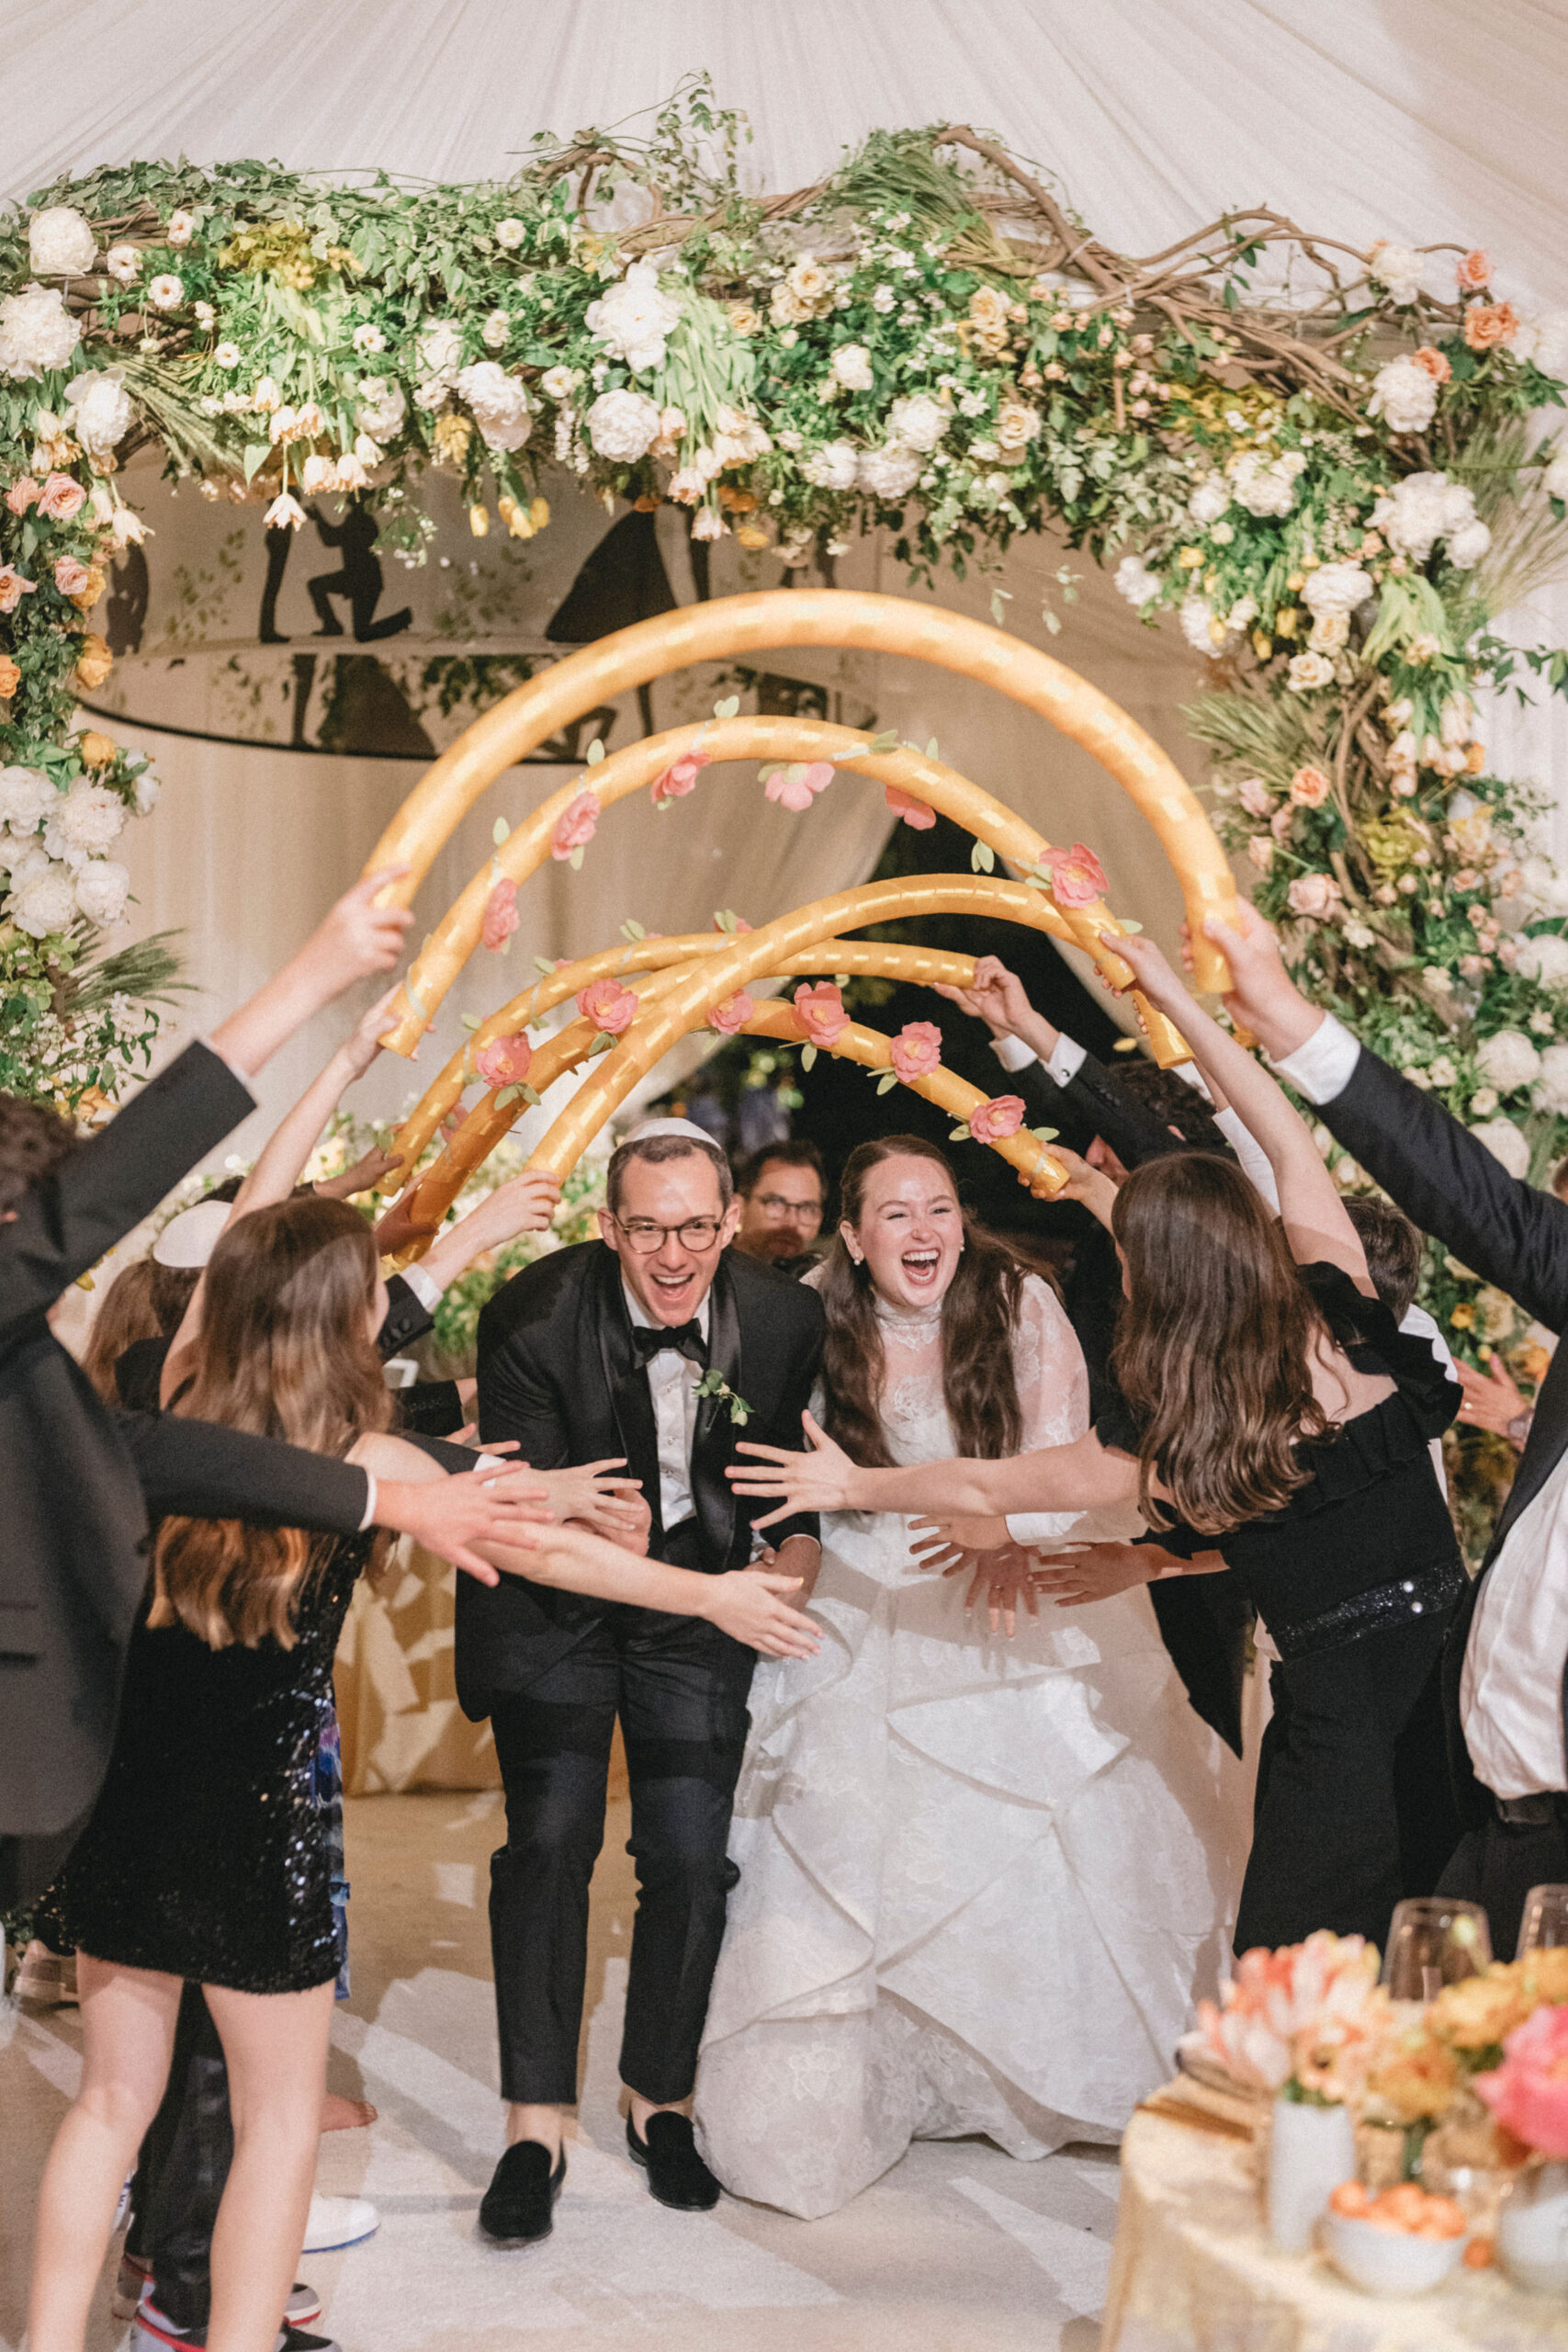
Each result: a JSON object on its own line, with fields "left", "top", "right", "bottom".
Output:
{"left": 547, "top": 506, "right": 680, "bottom": 740}
{"left": 104, "top": 543, "right": 150, "bottom": 656}
{"left": 305, "top": 502, "right": 412, "bottom": 641}
{"left": 258, "top": 524, "right": 293, "bottom": 644}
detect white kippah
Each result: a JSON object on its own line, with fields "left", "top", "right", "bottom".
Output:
{"left": 619, "top": 1117, "right": 722, "bottom": 1148}
{"left": 152, "top": 1198, "right": 231, "bottom": 1269}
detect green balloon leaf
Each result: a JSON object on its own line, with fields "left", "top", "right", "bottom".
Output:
{"left": 491, "top": 816, "right": 511, "bottom": 845}
{"left": 971, "top": 840, "right": 996, "bottom": 873}
{"left": 800, "top": 1042, "right": 818, "bottom": 1070}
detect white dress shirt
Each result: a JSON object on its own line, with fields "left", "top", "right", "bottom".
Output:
{"left": 623, "top": 1283, "right": 707, "bottom": 1529}
{"left": 1274, "top": 1011, "right": 1567, "bottom": 1798}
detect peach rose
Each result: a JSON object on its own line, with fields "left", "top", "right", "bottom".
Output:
{"left": 53, "top": 554, "right": 93, "bottom": 598}
{"left": 6, "top": 476, "right": 39, "bottom": 515}
{"left": 1412, "top": 346, "right": 1452, "bottom": 382}
{"left": 650, "top": 745, "right": 710, "bottom": 805}
{"left": 1457, "top": 249, "right": 1492, "bottom": 293}
{"left": 37, "top": 470, "right": 85, "bottom": 521}
{"left": 73, "top": 633, "right": 112, "bottom": 690}
{"left": 78, "top": 730, "right": 118, "bottom": 767}
{"left": 0, "top": 655, "right": 19, "bottom": 699}
{"left": 708, "top": 989, "right": 756, "bottom": 1035}
{"left": 1039, "top": 841, "right": 1109, "bottom": 909}
{"left": 792, "top": 980, "right": 849, "bottom": 1046}
{"left": 889, "top": 1021, "right": 942, "bottom": 1084}
{"left": 550, "top": 790, "right": 599, "bottom": 861}
{"left": 1237, "top": 777, "right": 1274, "bottom": 817}
{"left": 885, "top": 783, "right": 935, "bottom": 830}
{"left": 764, "top": 760, "right": 834, "bottom": 814}
{"left": 1466, "top": 301, "right": 1518, "bottom": 351}
{"left": 968, "top": 1093, "right": 1026, "bottom": 1143}
{"left": 1287, "top": 872, "right": 1343, "bottom": 919}
{"left": 480, "top": 877, "right": 519, "bottom": 950}
{"left": 577, "top": 977, "right": 637, "bottom": 1034}
{"left": 0, "top": 565, "right": 39, "bottom": 614}
{"left": 1290, "top": 764, "right": 1332, "bottom": 808}
{"left": 475, "top": 1033, "right": 532, "bottom": 1088}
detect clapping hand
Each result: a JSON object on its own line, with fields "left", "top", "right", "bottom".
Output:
{"left": 728, "top": 1411, "right": 859, "bottom": 1525}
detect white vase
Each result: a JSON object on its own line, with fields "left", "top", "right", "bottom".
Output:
{"left": 1497, "top": 2160, "right": 1568, "bottom": 2294}
{"left": 1267, "top": 2095, "right": 1356, "bottom": 2254}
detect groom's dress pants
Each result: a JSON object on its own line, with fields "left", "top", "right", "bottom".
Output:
{"left": 488, "top": 1523, "right": 755, "bottom": 2108}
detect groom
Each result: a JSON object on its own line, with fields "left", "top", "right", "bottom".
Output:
{"left": 461, "top": 1119, "right": 823, "bottom": 2239}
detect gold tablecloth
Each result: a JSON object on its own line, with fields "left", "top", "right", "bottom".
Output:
{"left": 1104, "top": 2086, "right": 1568, "bottom": 2352}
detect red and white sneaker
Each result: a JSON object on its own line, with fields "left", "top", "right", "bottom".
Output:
{"left": 112, "top": 2250, "right": 152, "bottom": 2321}
{"left": 131, "top": 2281, "right": 326, "bottom": 2349}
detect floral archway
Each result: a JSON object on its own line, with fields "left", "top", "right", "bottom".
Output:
{"left": 3, "top": 82, "right": 1567, "bottom": 1453}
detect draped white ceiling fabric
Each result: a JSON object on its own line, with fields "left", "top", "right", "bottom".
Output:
{"left": 7, "top": 1, "right": 1568, "bottom": 300}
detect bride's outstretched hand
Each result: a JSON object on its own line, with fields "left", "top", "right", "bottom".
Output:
{"left": 728, "top": 1410, "right": 858, "bottom": 1527}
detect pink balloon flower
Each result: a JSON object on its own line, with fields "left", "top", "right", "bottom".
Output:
{"left": 1039, "top": 842, "right": 1109, "bottom": 909}
{"left": 709, "top": 989, "right": 756, "bottom": 1035}
{"left": 481, "top": 877, "right": 519, "bottom": 950}
{"left": 765, "top": 761, "right": 834, "bottom": 814}
{"left": 968, "top": 1093, "right": 1026, "bottom": 1143}
{"left": 889, "top": 1021, "right": 942, "bottom": 1084}
{"left": 551, "top": 790, "right": 600, "bottom": 861}
{"left": 651, "top": 745, "right": 711, "bottom": 805}
{"left": 475, "top": 1033, "right": 532, "bottom": 1088}
{"left": 793, "top": 980, "right": 849, "bottom": 1046}
{"left": 578, "top": 977, "right": 638, "bottom": 1034}
{"left": 885, "top": 784, "right": 935, "bottom": 831}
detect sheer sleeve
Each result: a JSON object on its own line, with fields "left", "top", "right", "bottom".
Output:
{"left": 1004, "top": 1276, "right": 1099, "bottom": 1545}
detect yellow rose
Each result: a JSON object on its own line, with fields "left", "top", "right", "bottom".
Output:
{"left": 0, "top": 654, "right": 20, "bottom": 699}
{"left": 966, "top": 286, "right": 1013, "bottom": 356}
{"left": 73, "top": 633, "right": 113, "bottom": 691}
{"left": 78, "top": 729, "right": 118, "bottom": 769}
{"left": 1367, "top": 2031, "right": 1460, "bottom": 2124}
{"left": 71, "top": 564, "right": 107, "bottom": 613}
{"left": 1429, "top": 1966, "right": 1530, "bottom": 2052}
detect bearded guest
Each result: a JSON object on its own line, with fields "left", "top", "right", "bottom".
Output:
{"left": 732, "top": 1140, "right": 828, "bottom": 1278}
{"left": 463, "top": 1119, "right": 825, "bottom": 2240}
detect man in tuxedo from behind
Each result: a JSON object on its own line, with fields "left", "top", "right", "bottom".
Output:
{"left": 464, "top": 1119, "right": 824, "bottom": 2239}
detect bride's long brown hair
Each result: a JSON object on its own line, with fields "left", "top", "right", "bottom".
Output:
{"left": 817, "top": 1135, "right": 1042, "bottom": 1467}
{"left": 1110, "top": 1152, "right": 1329, "bottom": 1534}
{"left": 150, "top": 1195, "right": 393, "bottom": 1650}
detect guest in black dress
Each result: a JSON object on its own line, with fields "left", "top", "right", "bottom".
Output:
{"left": 729, "top": 933, "right": 1463, "bottom": 1962}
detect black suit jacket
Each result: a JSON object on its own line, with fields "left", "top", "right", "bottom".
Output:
{"left": 0, "top": 1044, "right": 370, "bottom": 1896}
{"left": 1311, "top": 1043, "right": 1568, "bottom": 1824}
{"left": 458, "top": 1241, "right": 824, "bottom": 1716}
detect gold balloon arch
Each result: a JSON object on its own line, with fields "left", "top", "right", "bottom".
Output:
{"left": 362, "top": 589, "right": 1239, "bottom": 1208}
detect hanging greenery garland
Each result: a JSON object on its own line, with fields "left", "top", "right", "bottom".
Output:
{"left": 3, "top": 79, "right": 1568, "bottom": 1421}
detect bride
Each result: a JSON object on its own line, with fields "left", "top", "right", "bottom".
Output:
{"left": 695, "top": 1136, "right": 1244, "bottom": 2218}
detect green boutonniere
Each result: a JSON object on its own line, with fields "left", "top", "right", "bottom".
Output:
{"left": 694, "top": 1367, "right": 752, "bottom": 1426}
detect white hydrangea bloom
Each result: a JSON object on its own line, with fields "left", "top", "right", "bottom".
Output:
{"left": 43, "top": 781, "right": 126, "bottom": 867}
{"left": 132, "top": 767, "right": 161, "bottom": 815}
{"left": 0, "top": 283, "right": 79, "bottom": 379}
{"left": 12, "top": 861, "right": 78, "bottom": 938}
{"left": 1518, "top": 855, "right": 1568, "bottom": 919}
{"left": 1371, "top": 471, "right": 1482, "bottom": 565}
{"left": 28, "top": 207, "right": 96, "bottom": 277}
{"left": 1303, "top": 562, "right": 1374, "bottom": 617}
{"left": 1476, "top": 1029, "right": 1542, "bottom": 1092}
{"left": 1516, "top": 933, "right": 1568, "bottom": 989}
{"left": 887, "top": 394, "right": 947, "bottom": 452}
{"left": 1180, "top": 594, "right": 1224, "bottom": 655}
{"left": 1230, "top": 450, "right": 1298, "bottom": 517}
{"left": 1515, "top": 313, "right": 1568, "bottom": 379}
{"left": 73, "top": 858, "right": 130, "bottom": 928}
{"left": 1114, "top": 554, "right": 1161, "bottom": 608}
{"left": 1188, "top": 477, "right": 1230, "bottom": 525}
{"left": 1448, "top": 517, "right": 1493, "bottom": 570}
{"left": 829, "top": 343, "right": 874, "bottom": 391}
{"left": 415, "top": 320, "right": 465, "bottom": 387}
{"left": 454, "top": 360, "right": 533, "bottom": 452}
{"left": 0, "top": 765, "right": 59, "bottom": 832}
{"left": 1470, "top": 1114, "right": 1533, "bottom": 1176}
{"left": 64, "top": 368, "right": 136, "bottom": 459}
{"left": 583, "top": 262, "right": 682, "bottom": 375}
{"left": 1536, "top": 1044, "right": 1568, "bottom": 1117}
{"left": 1368, "top": 243, "right": 1425, "bottom": 305}
{"left": 802, "top": 440, "right": 861, "bottom": 491}
{"left": 355, "top": 378, "right": 406, "bottom": 440}
{"left": 585, "top": 387, "right": 662, "bottom": 462}
{"left": 1367, "top": 356, "right": 1439, "bottom": 435}
{"left": 856, "top": 444, "right": 921, "bottom": 500}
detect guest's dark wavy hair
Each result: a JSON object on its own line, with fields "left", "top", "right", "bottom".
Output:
{"left": 151, "top": 1194, "right": 392, "bottom": 1649}
{"left": 817, "top": 1135, "right": 1043, "bottom": 1468}
{"left": 1110, "top": 1151, "right": 1328, "bottom": 1535}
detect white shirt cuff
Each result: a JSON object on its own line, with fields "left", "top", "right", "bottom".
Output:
{"left": 1215, "top": 1105, "right": 1280, "bottom": 1211}
{"left": 1270, "top": 1012, "right": 1360, "bottom": 1104}
{"left": 990, "top": 1032, "right": 1085, "bottom": 1088}
{"left": 400, "top": 1261, "right": 444, "bottom": 1312}
{"left": 990, "top": 1032, "right": 1035, "bottom": 1073}
{"left": 357, "top": 1471, "right": 378, "bottom": 1532}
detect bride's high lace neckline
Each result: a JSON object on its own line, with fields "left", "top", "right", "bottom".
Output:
{"left": 873, "top": 1291, "right": 944, "bottom": 1350}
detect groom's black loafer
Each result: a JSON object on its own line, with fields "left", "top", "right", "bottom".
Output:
{"left": 626, "top": 2112, "right": 722, "bottom": 2210}
{"left": 479, "top": 2141, "right": 566, "bottom": 2244}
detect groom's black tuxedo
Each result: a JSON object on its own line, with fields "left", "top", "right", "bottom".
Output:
{"left": 469, "top": 1238, "right": 823, "bottom": 2109}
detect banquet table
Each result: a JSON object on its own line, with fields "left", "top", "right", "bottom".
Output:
{"left": 1102, "top": 2084, "right": 1568, "bottom": 2352}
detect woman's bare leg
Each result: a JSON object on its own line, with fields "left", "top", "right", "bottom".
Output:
{"left": 28, "top": 1954, "right": 181, "bottom": 2352}
{"left": 203, "top": 1978, "right": 334, "bottom": 2352}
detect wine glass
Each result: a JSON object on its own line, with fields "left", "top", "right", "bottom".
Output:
{"left": 1517, "top": 1885, "right": 1568, "bottom": 1954}
{"left": 1381, "top": 1897, "right": 1492, "bottom": 2002}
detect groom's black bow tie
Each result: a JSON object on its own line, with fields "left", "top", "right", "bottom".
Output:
{"left": 629, "top": 1319, "right": 707, "bottom": 1369}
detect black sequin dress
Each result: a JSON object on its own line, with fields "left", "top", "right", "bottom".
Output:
{"left": 62, "top": 1534, "right": 371, "bottom": 1994}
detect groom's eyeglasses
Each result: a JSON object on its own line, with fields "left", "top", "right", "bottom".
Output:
{"left": 609, "top": 1215, "right": 726, "bottom": 1254}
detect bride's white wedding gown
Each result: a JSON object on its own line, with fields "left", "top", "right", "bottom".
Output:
{"left": 696, "top": 1273, "right": 1247, "bottom": 2218}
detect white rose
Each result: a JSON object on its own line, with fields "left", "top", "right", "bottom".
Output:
{"left": 856, "top": 443, "right": 921, "bottom": 500}
{"left": 1286, "top": 650, "right": 1336, "bottom": 693}
{"left": 352, "top": 322, "right": 386, "bottom": 355}
{"left": 1470, "top": 1088, "right": 1499, "bottom": 1116}
{"left": 1367, "top": 356, "right": 1439, "bottom": 435}
{"left": 1180, "top": 594, "right": 1224, "bottom": 655}
{"left": 0, "top": 283, "right": 79, "bottom": 380}
{"left": 132, "top": 768, "right": 161, "bottom": 814}
{"left": 1447, "top": 517, "right": 1492, "bottom": 570}
{"left": 1371, "top": 470, "right": 1480, "bottom": 564}
{"left": 355, "top": 377, "right": 406, "bottom": 440}
{"left": 147, "top": 274, "right": 184, "bottom": 311}
{"left": 416, "top": 319, "right": 465, "bottom": 387}
{"left": 12, "top": 861, "right": 79, "bottom": 938}
{"left": 454, "top": 359, "right": 533, "bottom": 452}
{"left": 1517, "top": 933, "right": 1568, "bottom": 989}
{"left": 213, "top": 342, "right": 241, "bottom": 369}
{"left": 887, "top": 393, "right": 947, "bottom": 452}
{"left": 1114, "top": 554, "right": 1160, "bottom": 609}
{"left": 1515, "top": 313, "right": 1568, "bottom": 379}
{"left": 540, "top": 366, "right": 576, "bottom": 401}
{"left": 73, "top": 858, "right": 130, "bottom": 927}
{"left": 481, "top": 310, "right": 510, "bottom": 351}
{"left": 105, "top": 243, "right": 141, "bottom": 286}
{"left": 1477, "top": 1029, "right": 1542, "bottom": 1092}
{"left": 28, "top": 207, "right": 96, "bottom": 278}
{"left": 0, "top": 765, "right": 59, "bottom": 832}
{"left": 44, "top": 781, "right": 126, "bottom": 865}
{"left": 1189, "top": 477, "right": 1230, "bottom": 525}
{"left": 803, "top": 439, "right": 861, "bottom": 491}
{"left": 994, "top": 400, "right": 1042, "bottom": 455}
{"left": 1303, "top": 562, "right": 1374, "bottom": 617}
{"left": 586, "top": 387, "right": 661, "bottom": 463}
{"left": 1230, "top": 450, "right": 1297, "bottom": 517}
{"left": 1368, "top": 243, "right": 1424, "bottom": 305}
{"left": 1471, "top": 1114, "right": 1533, "bottom": 1176}
{"left": 830, "top": 343, "right": 874, "bottom": 391}
{"left": 583, "top": 260, "right": 682, "bottom": 375}
{"left": 494, "top": 217, "right": 527, "bottom": 250}
{"left": 165, "top": 209, "right": 196, "bottom": 247}
{"left": 64, "top": 368, "right": 135, "bottom": 459}
{"left": 1310, "top": 611, "right": 1351, "bottom": 652}
{"left": 1537, "top": 1044, "right": 1568, "bottom": 1116}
